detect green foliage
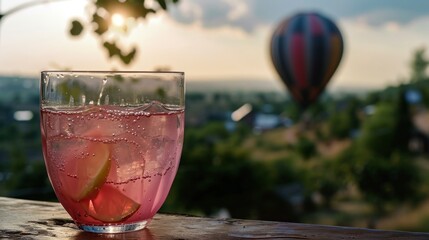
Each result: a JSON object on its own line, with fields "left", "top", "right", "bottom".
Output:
{"left": 103, "top": 41, "right": 137, "bottom": 64}
{"left": 1, "top": 81, "right": 426, "bottom": 226}
{"left": 410, "top": 47, "right": 429, "bottom": 82}
{"left": 358, "top": 89, "right": 412, "bottom": 157}
{"left": 8, "top": 145, "right": 26, "bottom": 183}
{"left": 356, "top": 152, "right": 420, "bottom": 207}
{"left": 167, "top": 122, "right": 310, "bottom": 221}
{"left": 328, "top": 98, "right": 361, "bottom": 139}
{"left": 358, "top": 103, "right": 397, "bottom": 157}
{"left": 309, "top": 157, "right": 349, "bottom": 208}
{"left": 68, "top": 0, "right": 180, "bottom": 65}
{"left": 70, "top": 20, "right": 83, "bottom": 36}
{"left": 283, "top": 100, "right": 301, "bottom": 122}
{"left": 295, "top": 136, "right": 317, "bottom": 160}
{"left": 269, "top": 157, "right": 301, "bottom": 185}
{"left": 392, "top": 87, "right": 414, "bottom": 152}
{"left": 2, "top": 137, "right": 53, "bottom": 200}
{"left": 169, "top": 122, "right": 272, "bottom": 218}
{"left": 411, "top": 81, "right": 429, "bottom": 107}
{"left": 328, "top": 112, "right": 353, "bottom": 139}
{"left": 347, "top": 87, "right": 422, "bottom": 222}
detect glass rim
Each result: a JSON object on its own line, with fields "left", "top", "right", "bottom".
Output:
{"left": 41, "top": 70, "right": 184, "bottom": 75}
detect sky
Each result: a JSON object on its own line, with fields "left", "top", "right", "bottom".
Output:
{"left": 0, "top": 0, "right": 429, "bottom": 90}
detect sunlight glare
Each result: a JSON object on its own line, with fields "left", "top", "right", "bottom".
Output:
{"left": 111, "top": 13, "right": 125, "bottom": 28}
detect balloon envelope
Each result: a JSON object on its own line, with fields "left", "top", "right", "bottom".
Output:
{"left": 270, "top": 12, "right": 344, "bottom": 108}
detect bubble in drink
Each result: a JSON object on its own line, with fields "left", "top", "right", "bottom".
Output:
{"left": 41, "top": 104, "right": 184, "bottom": 226}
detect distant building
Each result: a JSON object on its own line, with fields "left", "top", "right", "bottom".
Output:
{"left": 227, "top": 103, "right": 292, "bottom": 132}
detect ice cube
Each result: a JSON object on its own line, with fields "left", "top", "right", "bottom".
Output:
{"left": 107, "top": 138, "right": 145, "bottom": 183}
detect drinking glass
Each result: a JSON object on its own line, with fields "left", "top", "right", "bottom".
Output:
{"left": 40, "top": 71, "right": 185, "bottom": 233}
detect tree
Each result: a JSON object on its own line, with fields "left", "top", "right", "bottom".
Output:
{"left": 166, "top": 122, "right": 272, "bottom": 219}
{"left": 350, "top": 90, "right": 421, "bottom": 228}
{"left": 309, "top": 157, "right": 349, "bottom": 209}
{"left": 328, "top": 97, "right": 361, "bottom": 139}
{"left": 0, "top": 0, "right": 180, "bottom": 65}
{"left": 358, "top": 88, "right": 413, "bottom": 157}
{"left": 295, "top": 136, "right": 317, "bottom": 160}
{"left": 410, "top": 47, "right": 429, "bottom": 82}
{"left": 356, "top": 152, "right": 419, "bottom": 210}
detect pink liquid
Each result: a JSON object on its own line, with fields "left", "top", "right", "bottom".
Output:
{"left": 40, "top": 104, "right": 184, "bottom": 226}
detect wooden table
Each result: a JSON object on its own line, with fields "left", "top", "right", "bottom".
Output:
{"left": 1, "top": 197, "right": 429, "bottom": 239}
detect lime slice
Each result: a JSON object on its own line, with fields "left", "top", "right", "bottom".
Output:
{"left": 83, "top": 185, "right": 140, "bottom": 222}
{"left": 62, "top": 140, "right": 111, "bottom": 202}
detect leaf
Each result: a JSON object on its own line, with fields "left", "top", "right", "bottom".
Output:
{"left": 142, "top": 8, "right": 156, "bottom": 18}
{"left": 67, "top": 0, "right": 180, "bottom": 65}
{"left": 156, "top": 0, "right": 180, "bottom": 10}
{"left": 70, "top": 20, "right": 84, "bottom": 36}
{"left": 102, "top": 41, "right": 136, "bottom": 65}
{"left": 120, "top": 47, "right": 137, "bottom": 65}
{"left": 93, "top": 13, "right": 109, "bottom": 35}
{"left": 157, "top": 0, "right": 167, "bottom": 10}
{"left": 103, "top": 41, "right": 120, "bottom": 58}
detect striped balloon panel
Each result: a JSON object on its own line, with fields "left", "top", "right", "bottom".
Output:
{"left": 270, "top": 12, "right": 344, "bottom": 108}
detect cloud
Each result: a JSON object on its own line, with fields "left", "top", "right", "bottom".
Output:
{"left": 169, "top": 0, "right": 429, "bottom": 32}
{"left": 169, "top": 0, "right": 258, "bottom": 32}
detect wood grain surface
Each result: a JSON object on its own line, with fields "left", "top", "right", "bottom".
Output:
{"left": 1, "top": 197, "right": 429, "bottom": 240}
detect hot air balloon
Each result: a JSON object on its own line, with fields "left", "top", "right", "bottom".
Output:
{"left": 270, "top": 12, "right": 344, "bottom": 108}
